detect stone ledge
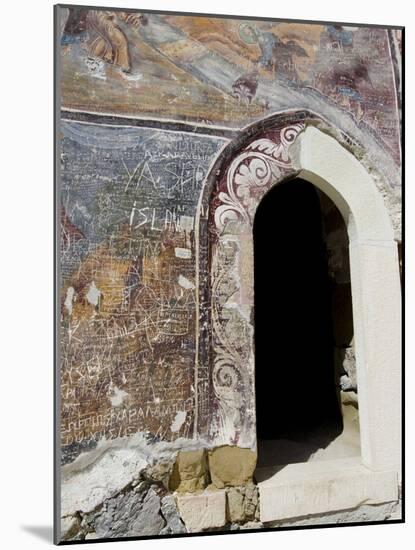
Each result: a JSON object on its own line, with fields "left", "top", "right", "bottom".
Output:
{"left": 257, "top": 458, "right": 398, "bottom": 523}
{"left": 265, "top": 499, "right": 401, "bottom": 528}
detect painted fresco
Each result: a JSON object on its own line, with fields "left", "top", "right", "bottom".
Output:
{"left": 60, "top": 8, "right": 401, "bottom": 162}
{"left": 60, "top": 122, "right": 226, "bottom": 462}
{"left": 56, "top": 5, "right": 402, "bottom": 543}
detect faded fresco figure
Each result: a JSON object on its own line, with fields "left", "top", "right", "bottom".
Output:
{"left": 231, "top": 72, "right": 259, "bottom": 105}
{"left": 324, "top": 25, "right": 355, "bottom": 52}
{"left": 315, "top": 56, "right": 373, "bottom": 121}
{"left": 61, "top": 8, "right": 147, "bottom": 72}
{"left": 238, "top": 23, "right": 308, "bottom": 82}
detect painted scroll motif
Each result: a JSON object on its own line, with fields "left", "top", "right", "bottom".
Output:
{"left": 206, "top": 123, "right": 304, "bottom": 446}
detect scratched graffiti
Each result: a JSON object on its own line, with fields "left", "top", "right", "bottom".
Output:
{"left": 58, "top": 6, "right": 402, "bottom": 462}
{"left": 60, "top": 121, "right": 225, "bottom": 462}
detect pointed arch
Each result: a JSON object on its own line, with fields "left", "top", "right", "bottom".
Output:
{"left": 194, "top": 111, "right": 401, "bottom": 481}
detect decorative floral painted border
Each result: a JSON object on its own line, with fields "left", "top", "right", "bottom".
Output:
{"left": 214, "top": 124, "right": 305, "bottom": 231}
{"left": 209, "top": 123, "right": 304, "bottom": 445}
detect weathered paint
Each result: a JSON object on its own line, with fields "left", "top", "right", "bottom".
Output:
{"left": 56, "top": 5, "right": 402, "bottom": 542}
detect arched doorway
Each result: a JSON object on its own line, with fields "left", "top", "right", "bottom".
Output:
{"left": 254, "top": 177, "right": 360, "bottom": 473}
{"left": 195, "top": 114, "right": 401, "bottom": 521}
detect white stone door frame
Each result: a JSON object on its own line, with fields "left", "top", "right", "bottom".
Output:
{"left": 291, "top": 126, "right": 401, "bottom": 477}
{"left": 256, "top": 125, "right": 401, "bottom": 522}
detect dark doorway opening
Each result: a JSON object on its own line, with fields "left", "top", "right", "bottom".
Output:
{"left": 254, "top": 178, "right": 346, "bottom": 470}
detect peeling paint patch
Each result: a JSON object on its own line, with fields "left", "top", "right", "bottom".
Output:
{"left": 178, "top": 275, "right": 195, "bottom": 290}
{"left": 108, "top": 385, "right": 129, "bottom": 407}
{"left": 64, "top": 287, "right": 75, "bottom": 315}
{"left": 175, "top": 247, "right": 192, "bottom": 259}
{"left": 179, "top": 215, "right": 194, "bottom": 232}
{"left": 171, "top": 411, "right": 187, "bottom": 432}
{"left": 86, "top": 281, "right": 101, "bottom": 306}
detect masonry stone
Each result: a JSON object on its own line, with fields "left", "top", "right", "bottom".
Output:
{"left": 208, "top": 446, "right": 257, "bottom": 488}
{"left": 169, "top": 449, "right": 208, "bottom": 493}
{"left": 175, "top": 489, "right": 227, "bottom": 532}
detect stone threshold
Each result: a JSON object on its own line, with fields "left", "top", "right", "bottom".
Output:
{"left": 256, "top": 457, "right": 398, "bottom": 523}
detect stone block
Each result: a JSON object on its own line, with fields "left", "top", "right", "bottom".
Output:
{"left": 227, "top": 487, "right": 245, "bottom": 523}
{"left": 93, "top": 486, "right": 165, "bottom": 538}
{"left": 159, "top": 495, "right": 186, "bottom": 534}
{"left": 169, "top": 448, "right": 208, "bottom": 493}
{"left": 208, "top": 446, "right": 257, "bottom": 488}
{"left": 60, "top": 515, "right": 81, "bottom": 541}
{"left": 143, "top": 459, "right": 175, "bottom": 490}
{"left": 175, "top": 489, "right": 226, "bottom": 533}
{"left": 244, "top": 481, "right": 258, "bottom": 520}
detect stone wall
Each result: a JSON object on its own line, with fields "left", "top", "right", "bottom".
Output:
{"left": 60, "top": 440, "right": 260, "bottom": 541}
{"left": 60, "top": 438, "right": 400, "bottom": 541}
{"left": 318, "top": 190, "right": 357, "bottom": 392}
